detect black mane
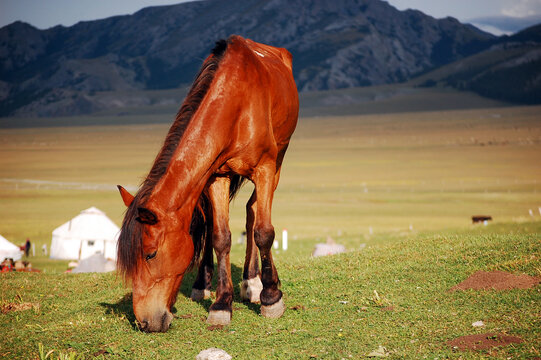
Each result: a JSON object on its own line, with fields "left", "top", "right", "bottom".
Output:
{"left": 117, "top": 39, "right": 231, "bottom": 279}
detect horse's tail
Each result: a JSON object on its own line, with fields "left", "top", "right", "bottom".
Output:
{"left": 189, "top": 175, "right": 246, "bottom": 270}
{"left": 228, "top": 174, "right": 246, "bottom": 201}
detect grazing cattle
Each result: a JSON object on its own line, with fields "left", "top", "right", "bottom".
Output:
{"left": 472, "top": 215, "right": 492, "bottom": 224}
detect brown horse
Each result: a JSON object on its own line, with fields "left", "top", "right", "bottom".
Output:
{"left": 116, "top": 35, "right": 299, "bottom": 332}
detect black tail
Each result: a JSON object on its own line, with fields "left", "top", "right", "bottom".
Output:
{"left": 189, "top": 175, "right": 246, "bottom": 270}
{"left": 229, "top": 174, "right": 246, "bottom": 201}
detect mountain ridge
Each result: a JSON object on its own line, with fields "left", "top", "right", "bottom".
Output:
{"left": 0, "top": 0, "right": 537, "bottom": 117}
{"left": 413, "top": 23, "right": 541, "bottom": 104}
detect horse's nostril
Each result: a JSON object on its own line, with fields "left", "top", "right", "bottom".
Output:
{"left": 139, "top": 320, "right": 149, "bottom": 331}
{"left": 160, "top": 311, "right": 171, "bottom": 332}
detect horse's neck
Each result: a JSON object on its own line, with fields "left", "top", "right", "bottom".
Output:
{"left": 147, "top": 113, "right": 226, "bottom": 216}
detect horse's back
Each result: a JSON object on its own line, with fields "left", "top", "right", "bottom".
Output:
{"left": 224, "top": 35, "right": 299, "bottom": 145}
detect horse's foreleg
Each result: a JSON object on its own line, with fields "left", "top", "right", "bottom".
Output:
{"left": 241, "top": 190, "right": 263, "bottom": 303}
{"left": 190, "top": 218, "right": 214, "bottom": 301}
{"left": 253, "top": 165, "right": 285, "bottom": 319}
{"left": 206, "top": 176, "right": 234, "bottom": 325}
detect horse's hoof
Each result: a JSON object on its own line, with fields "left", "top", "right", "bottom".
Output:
{"left": 191, "top": 288, "right": 211, "bottom": 301}
{"left": 240, "top": 277, "right": 263, "bottom": 303}
{"left": 261, "top": 298, "right": 285, "bottom": 319}
{"left": 206, "top": 310, "right": 231, "bottom": 325}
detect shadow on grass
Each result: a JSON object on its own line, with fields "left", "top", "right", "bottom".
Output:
{"left": 100, "top": 263, "right": 261, "bottom": 331}
{"left": 99, "top": 293, "right": 138, "bottom": 330}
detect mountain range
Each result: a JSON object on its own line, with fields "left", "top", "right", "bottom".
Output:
{"left": 0, "top": 0, "right": 540, "bottom": 117}
{"left": 414, "top": 24, "right": 541, "bottom": 104}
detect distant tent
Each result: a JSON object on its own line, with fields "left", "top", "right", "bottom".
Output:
{"left": 0, "top": 234, "right": 23, "bottom": 261}
{"left": 50, "top": 207, "right": 119, "bottom": 261}
{"left": 71, "top": 253, "right": 116, "bottom": 273}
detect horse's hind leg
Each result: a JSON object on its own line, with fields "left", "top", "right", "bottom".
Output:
{"left": 206, "top": 176, "right": 234, "bottom": 325}
{"left": 190, "top": 219, "right": 214, "bottom": 301}
{"left": 253, "top": 165, "right": 285, "bottom": 318}
{"left": 240, "top": 190, "right": 263, "bottom": 303}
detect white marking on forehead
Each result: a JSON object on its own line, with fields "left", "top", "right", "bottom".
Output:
{"left": 254, "top": 50, "right": 265, "bottom": 57}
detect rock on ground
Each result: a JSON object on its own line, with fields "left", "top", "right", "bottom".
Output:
{"left": 196, "top": 348, "right": 232, "bottom": 360}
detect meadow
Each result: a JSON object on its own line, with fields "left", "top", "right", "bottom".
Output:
{"left": 1, "top": 103, "right": 540, "bottom": 358}
{"left": 1, "top": 105, "right": 540, "bottom": 248}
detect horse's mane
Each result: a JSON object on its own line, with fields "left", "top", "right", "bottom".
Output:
{"left": 117, "top": 39, "right": 243, "bottom": 280}
{"left": 138, "top": 38, "right": 228, "bottom": 205}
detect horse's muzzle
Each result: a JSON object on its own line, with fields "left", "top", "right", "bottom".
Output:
{"left": 138, "top": 310, "right": 173, "bottom": 333}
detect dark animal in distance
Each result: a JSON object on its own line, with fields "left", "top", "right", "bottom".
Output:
{"left": 472, "top": 215, "right": 492, "bottom": 224}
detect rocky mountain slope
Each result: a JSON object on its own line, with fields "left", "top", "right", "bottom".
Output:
{"left": 0, "top": 0, "right": 526, "bottom": 117}
{"left": 414, "top": 24, "right": 541, "bottom": 104}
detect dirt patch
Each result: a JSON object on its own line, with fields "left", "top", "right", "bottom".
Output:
{"left": 1, "top": 302, "right": 40, "bottom": 314}
{"left": 447, "top": 333, "right": 523, "bottom": 351}
{"left": 451, "top": 270, "right": 540, "bottom": 291}
{"left": 177, "top": 314, "right": 194, "bottom": 319}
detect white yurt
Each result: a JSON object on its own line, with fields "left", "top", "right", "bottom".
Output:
{"left": 50, "top": 207, "right": 120, "bottom": 261}
{"left": 0, "top": 234, "right": 23, "bottom": 261}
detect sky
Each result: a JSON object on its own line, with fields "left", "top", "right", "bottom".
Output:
{"left": 0, "top": 0, "right": 191, "bottom": 29}
{"left": 385, "top": 0, "right": 541, "bottom": 34}
{"left": 385, "top": 0, "right": 541, "bottom": 19}
{"left": 1, "top": 0, "right": 541, "bottom": 34}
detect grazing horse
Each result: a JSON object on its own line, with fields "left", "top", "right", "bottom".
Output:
{"left": 116, "top": 35, "right": 299, "bottom": 332}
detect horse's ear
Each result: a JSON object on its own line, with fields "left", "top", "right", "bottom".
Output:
{"left": 137, "top": 207, "right": 159, "bottom": 225}
{"left": 117, "top": 185, "right": 134, "bottom": 207}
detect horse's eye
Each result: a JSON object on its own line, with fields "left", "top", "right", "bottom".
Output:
{"left": 145, "top": 251, "right": 157, "bottom": 261}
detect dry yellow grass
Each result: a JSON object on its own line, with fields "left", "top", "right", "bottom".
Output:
{"left": 1, "top": 105, "right": 540, "bottom": 248}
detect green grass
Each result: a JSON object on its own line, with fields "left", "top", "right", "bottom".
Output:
{"left": 1, "top": 222, "right": 539, "bottom": 359}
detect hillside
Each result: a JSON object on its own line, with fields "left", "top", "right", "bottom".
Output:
{"left": 0, "top": 0, "right": 497, "bottom": 117}
{"left": 2, "top": 222, "right": 540, "bottom": 359}
{"left": 413, "top": 24, "right": 541, "bottom": 104}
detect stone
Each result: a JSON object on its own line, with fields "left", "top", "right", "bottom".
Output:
{"left": 196, "top": 348, "right": 232, "bottom": 360}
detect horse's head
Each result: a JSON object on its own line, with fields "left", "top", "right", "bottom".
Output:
{"left": 117, "top": 186, "right": 194, "bottom": 332}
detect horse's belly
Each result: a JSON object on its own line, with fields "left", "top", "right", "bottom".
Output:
{"left": 216, "top": 158, "right": 254, "bottom": 178}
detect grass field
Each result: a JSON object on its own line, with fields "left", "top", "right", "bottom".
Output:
{"left": 2, "top": 223, "right": 540, "bottom": 359}
{"left": 1, "top": 105, "right": 540, "bottom": 248}
{"left": 1, "top": 104, "right": 540, "bottom": 358}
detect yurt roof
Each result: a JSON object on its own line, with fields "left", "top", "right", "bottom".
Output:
{"left": 0, "top": 234, "right": 23, "bottom": 261}
{"left": 52, "top": 207, "right": 119, "bottom": 241}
